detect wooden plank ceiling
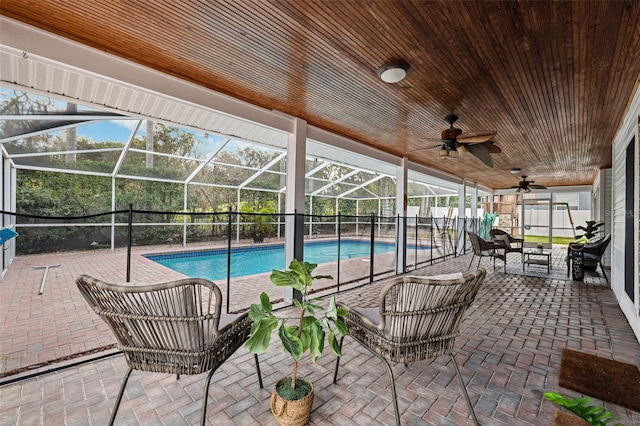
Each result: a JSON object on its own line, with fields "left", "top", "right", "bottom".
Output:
{"left": 2, "top": 0, "right": 640, "bottom": 189}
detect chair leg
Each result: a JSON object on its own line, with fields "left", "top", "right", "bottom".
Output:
{"left": 599, "top": 262, "right": 609, "bottom": 283}
{"left": 373, "top": 350, "right": 400, "bottom": 426}
{"left": 254, "top": 354, "right": 263, "bottom": 389}
{"left": 200, "top": 367, "right": 218, "bottom": 426}
{"left": 449, "top": 353, "right": 479, "bottom": 426}
{"left": 468, "top": 254, "right": 475, "bottom": 270}
{"left": 343, "top": 336, "right": 400, "bottom": 426}
{"left": 108, "top": 366, "right": 133, "bottom": 426}
{"left": 477, "top": 255, "right": 481, "bottom": 269}
{"left": 332, "top": 336, "right": 345, "bottom": 384}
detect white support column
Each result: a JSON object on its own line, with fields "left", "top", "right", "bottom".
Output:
{"left": 285, "top": 118, "right": 307, "bottom": 301}
{"left": 277, "top": 192, "right": 282, "bottom": 240}
{"left": 457, "top": 180, "right": 467, "bottom": 255}
{"left": 335, "top": 198, "right": 339, "bottom": 236}
{"left": 309, "top": 195, "right": 313, "bottom": 237}
{"left": 236, "top": 189, "right": 241, "bottom": 243}
{"left": 396, "top": 158, "right": 408, "bottom": 274}
{"left": 470, "top": 184, "right": 478, "bottom": 221}
{"left": 183, "top": 184, "right": 188, "bottom": 247}
{"left": 111, "top": 177, "right": 116, "bottom": 251}
{"left": 378, "top": 198, "right": 381, "bottom": 237}
{"left": 355, "top": 199, "right": 359, "bottom": 236}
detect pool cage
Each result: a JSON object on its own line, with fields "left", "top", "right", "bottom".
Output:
{"left": 1, "top": 86, "right": 489, "bottom": 294}
{"left": 1, "top": 85, "right": 489, "bottom": 379}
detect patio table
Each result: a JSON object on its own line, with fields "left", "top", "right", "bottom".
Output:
{"left": 523, "top": 248, "right": 552, "bottom": 274}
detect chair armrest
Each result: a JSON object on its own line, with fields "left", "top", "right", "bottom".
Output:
{"left": 479, "top": 239, "right": 497, "bottom": 250}
{"left": 491, "top": 238, "right": 508, "bottom": 249}
{"left": 217, "top": 311, "right": 250, "bottom": 335}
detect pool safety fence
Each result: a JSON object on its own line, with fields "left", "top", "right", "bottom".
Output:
{"left": 2, "top": 208, "right": 481, "bottom": 312}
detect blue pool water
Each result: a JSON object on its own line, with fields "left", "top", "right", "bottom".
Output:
{"left": 146, "top": 239, "right": 429, "bottom": 281}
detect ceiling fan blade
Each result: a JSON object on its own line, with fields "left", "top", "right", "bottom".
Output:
{"left": 484, "top": 141, "right": 501, "bottom": 153}
{"left": 465, "top": 143, "right": 493, "bottom": 167}
{"left": 457, "top": 130, "right": 497, "bottom": 144}
{"left": 529, "top": 184, "right": 547, "bottom": 189}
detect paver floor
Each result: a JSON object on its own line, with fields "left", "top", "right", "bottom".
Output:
{"left": 1, "top": 246, "right": 638, "bottom": 425}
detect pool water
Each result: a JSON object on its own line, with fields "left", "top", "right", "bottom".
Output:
{"left": 146, "top": 239, "right": 429, "bottom": 281}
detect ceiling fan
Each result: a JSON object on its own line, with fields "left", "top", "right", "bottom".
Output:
{"left": 408, "top": 115, "right": 500, "bottom": 167}
{"left": 510, "top": 175, "right": 547, "bottom": 193}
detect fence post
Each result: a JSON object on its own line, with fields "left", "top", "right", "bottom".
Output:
{"left": 430, "top": 216, "right": 434, "bottom": 264}
{"left": 126, "top": 203, "right": 132, "bottom": 282}
{"left": 415, "top": 214, "right": 418, "bottom": 270}
{"left": 293, "top": 209, "right": 303, "bottom": 303}
{"left": 337, "top": 213, "right": 341, "bottom": 292}
{"left": 226, "top": 207, "right": 232, "bottom": 314}
{"left": 369, "top": 213, "right": 375, "bottom": 284}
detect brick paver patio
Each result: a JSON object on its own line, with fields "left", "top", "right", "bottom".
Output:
{"left": 1, "top": 245, "right": 639, "bottom": 425}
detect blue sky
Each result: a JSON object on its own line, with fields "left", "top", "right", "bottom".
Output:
{"left": 77, "top": 120, "right": 137, "bottom": 142}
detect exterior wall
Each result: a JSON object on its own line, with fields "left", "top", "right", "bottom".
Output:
{"left": 611, "top": 84, "right": 640, "bottom": 343}
{"left": 593, "top": 169, "right": 613, "bottom": 266}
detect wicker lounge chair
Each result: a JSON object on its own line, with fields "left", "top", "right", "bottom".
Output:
{"left": 333, "top": 268, "right": 486, "bottom": 426}
{"left": 76, "top": 275, "right": 263, "bottom": 426}
{"left": 468, "top": 231, "right": 506, "bottom": 272}
{"left": 566, "top": 234, "right": 611, "bottom": 282}
{"left": 489, "top": 228, "right": 524, "bottom": 262}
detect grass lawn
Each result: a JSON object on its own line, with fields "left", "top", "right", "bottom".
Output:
{"left": 524, "top": 235, "right": 577, "bottom": 245}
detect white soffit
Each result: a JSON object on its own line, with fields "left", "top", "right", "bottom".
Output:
{"left": 0, "top": 18, "right": 290, "bottom": 150}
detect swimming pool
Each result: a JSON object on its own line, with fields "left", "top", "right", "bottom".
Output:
{"left": 146, "top": 239, "right": 429, "bottom": 281}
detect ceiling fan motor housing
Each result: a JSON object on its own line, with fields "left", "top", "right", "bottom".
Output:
{"left": 442, "top": 127, "right": 462, "bottom": 140}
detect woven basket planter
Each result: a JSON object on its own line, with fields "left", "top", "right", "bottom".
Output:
{"left": 270, "top": 377, "right": 314, "bottom": 426}
{"left": 553, "top": 411, "right": 590, "bottom": 426}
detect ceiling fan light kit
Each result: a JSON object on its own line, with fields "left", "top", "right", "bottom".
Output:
{"left": 376, "top": 60, "right": 410, "bottom": 83}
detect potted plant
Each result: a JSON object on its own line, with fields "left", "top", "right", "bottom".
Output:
{"left": 245, "top": 260, "right": 348, "bottom": 426}
{"left": 253, "top": 229, "right": 265, "bottom": 243}
{"left": 575, "top": 221, "right": 604, "bottom": 242}
{"left": 244, "top": 203, "right": 276, "bottom": 243}
{"left": 544, "top": 392, "right": 623, "bottom": 426}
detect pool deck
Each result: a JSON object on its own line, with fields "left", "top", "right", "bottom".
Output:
{"left": 2, "top": 243, "right": 638, "bottom": 425}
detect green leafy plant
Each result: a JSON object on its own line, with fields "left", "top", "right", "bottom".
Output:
{"left": 245, "top": 260, "right": 348, "bottom": 398}
{"left": 575, "top": 221, "right": 605, "bottom": 241}
{"left": 544, "top": 392, "right": 623, "bottom": 426}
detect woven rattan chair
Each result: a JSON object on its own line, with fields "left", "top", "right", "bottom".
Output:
{"left": 333, "top": 269, "right": 486, "bottom": 426}
{"left": 468, "top": 231, "right": 506, "bottom": 272}
{"left": 76, "top": 275, "right": 263, "bottom": 426}
{"left": 489, "top": 228, "right": 524, "bottom": 262}
{"left": 566, "top": 234, "right": 611, "bottom": 282}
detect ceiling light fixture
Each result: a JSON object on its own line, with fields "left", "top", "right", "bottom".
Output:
{"left": 439, "top": 141, "right": 459, "bottom": 160}
{"left": 510, "top": 168, "right": 522, "bottom": 174}
{"left": 376, "top": 60, "right": 410, "bottom": 83}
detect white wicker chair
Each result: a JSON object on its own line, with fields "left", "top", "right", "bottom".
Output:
{"left": 333, "top": 269, "right": 486, "bottom": 426}
{"left": 76, "top": 275, "right": 262, "bottom": 426}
